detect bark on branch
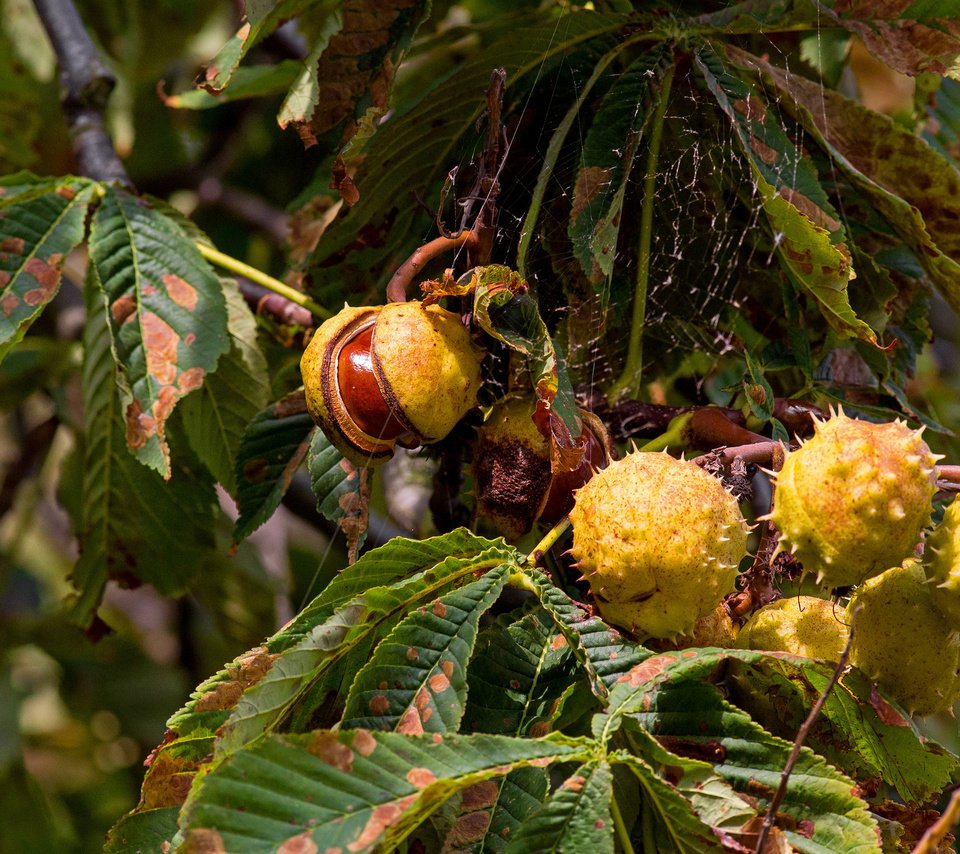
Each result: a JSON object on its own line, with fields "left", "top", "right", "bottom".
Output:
{"left": 33, "top": 0, "right": 130, "bottom": 185}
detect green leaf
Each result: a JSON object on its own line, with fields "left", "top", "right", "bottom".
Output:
{"left": 527, "top": 570, "right": 650, "bottom": 701}
{"left": 307, "top": 426, "right": 367, "bottom": 551}
{"left": 103, "top": 808, "right": 178, "bottom": 854}
{"left": 232, "top": 391, "right": 314, "bottom": 542}
{"left": 213, "top": 536, "right": 519, "bottom": 755}
{"left": 726, "top": 657, "right": 959, "bottom": 805}
{"left": 180, "top": 278, "right": 270, "bottom": 494}
{"left": 70, "top": 271, "right": 218, "bottom": 628}
{"left": 615, "top": 679, "right": 880, "bottom": 852}
{"left": 463, "top": 606, "right": 578, "bottom": 737}
{"left": 161, "top": 532, "right": 518, "bottom": 745}
{"left": 199, "top": 0, "right": 319, "bottom": 93}
{"left": 308, "top": 11, "right": 626, "bottom": 301}
{"left": 436, "top": 768, "right": 549, "bottom": 854}
{"left": 742, "top": 348, "right": 775, "bottom": 421}
{"left": 342, "top": 567, "right": 509, "bottom": 732}
{"left": 693, "top": 45, "right": 876, "bottom": 346}
{"left": 569, "top": 49, "right": 669, "bottom": 294}
{"left": 0, "top": 174, "right": 94, "bottom": 363}
{"left": 729, "top": 45, "right": 960, "bottom": 325}
{"left": 163, "top": 60, "right": 303, "bottom": 108}
{"left": 276, "top": 14, "right": 342, "bottom": 132}
{"left": 179, "top": 731, "right": 593, "bottom": 853}
{"left": 88, "top": 186, "right": 229, "bottom": 477}
{"left": 505, "top": 761, "right": 614, "bottom": 854}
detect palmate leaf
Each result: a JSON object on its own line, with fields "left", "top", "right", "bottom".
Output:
{"left": 342, "top": 567, "right": 508, "bottom": 733}
{"left": 307, "top": 426, "right": 367, "bottom": 553}
{"left": 0, "top": 173, "right": 94, "bottom": 363}
{"left": 70, "top": 272, "right": 217, "bottom": 628}
{"left": 728, "top": 46, "right": 960, "bottom": 322}
{"left": 693, "top": 44, "right": 876, "bottom": 346}
{"left": 569, "top": 48, "right": 670, "bottom": 295}
{"left": 207, "top": 534, "right": 519, "bottom": 755}
{"left": 88, "top": 186, "right": 229, "bottom": 477}
{"left": 307, "top": 11, "right": 626, "bottom": 303}
{"left": 615, "top": 680, "right": 880, "bottom": 853}
{"left": 233, "top": 391, "right": 315, "bottom": 542}
{"left": 504, "top": 761, "right": 614, "bottom": 854}
{"left": 463, "top": 606, "right": 578, "bottom": 737}
{"left": 180, "top": 278, "right": 270, "bottom": 495}
{"left": 178, "top": 730, "right": 593, "bottom": 854}
{"left": 526, "top": 570, "right": 649, "bottom": 700}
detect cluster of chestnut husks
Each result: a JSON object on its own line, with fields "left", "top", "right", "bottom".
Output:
{"left": 473, "top": 397, "right": 613, "bottom": 539}
{"left": 301, "top": 302, "right": 483, "bottom": 467}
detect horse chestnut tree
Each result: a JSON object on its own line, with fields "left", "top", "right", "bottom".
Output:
{"left": 6, "top": 2, "right": 960, "bottom": 853}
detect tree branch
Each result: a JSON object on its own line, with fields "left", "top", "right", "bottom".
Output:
{"left": 33, "top": 0, "right": 130, "bottom": 186}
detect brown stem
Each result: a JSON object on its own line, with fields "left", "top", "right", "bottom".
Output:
{"left": 691, "top": 441, "right": 784, "bottom": 469}
{"left": 465, "top": 68, "right": 506, "bottom": 267}
{"left": 685, "top": 407, "right": 767, "bottom": 448}
{"left": 938, "top": 464, "right": 960, "bottom": 483}
{"left": 754, "top": 617, "right": 855, "bottom": 854}
{"left": 385, "top": 231, "right": 478, "bottom": 302}
{"left": 33, "top": 0, "right": 131, "bottom": 186}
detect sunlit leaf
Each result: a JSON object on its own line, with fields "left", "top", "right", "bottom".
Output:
{"left": 88, "top": 186, "right": 229, "bottom": 477}
{"left": 179, "top": 731, "right": 592, "bottom": 853}
{"left": 342, "top": 567, "right": 509, "bottom": 732}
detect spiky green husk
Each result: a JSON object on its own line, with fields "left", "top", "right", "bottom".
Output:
{"left": 771, "top": 410, "right": 937, "bottom": 589}
{"left": 924, "top": 499, "right": 960, "bottom": 623}
{"left": 569, "top": 451, "right": 749, "bottom": 641}
{"left": 736, "top": 596, "right": 848, "bottom": 661}
{"left": 847, "top": 559, "right": 960, "bottom": 716}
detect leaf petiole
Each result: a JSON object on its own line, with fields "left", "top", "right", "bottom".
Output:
{"left": 607, "top": 60, "right": 676, "bottom": 405}
{"left": 195, "top": 242, "right": 331, "bottom": 320}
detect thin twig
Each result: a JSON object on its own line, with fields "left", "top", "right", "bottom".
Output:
{"left": 691, "top": 441, "right": 782, "bottom": 469}
{"left": 524, "top": 517, "right": 572, "bottom": 568}
{"left": 754, "top": 615, "right": 856, "bottom": 853}
{"left": 33, "top": 0, "right": 130, "bottom": 185}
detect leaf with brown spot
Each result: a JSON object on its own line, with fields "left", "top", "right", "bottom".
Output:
{"left": 342, "top": 568, "right": 509, "bottom": 732}
{"left": 179, "top": 730, "right": 590, "bottom": 854}
{"left": 233, "top": 391, "right": 315, "bottom": 543}
{"left": 89, "top": 187, "right": 229, "bottom": 477}
{"left": 308, "top": 427, "right": 369, "bottom": 561}
{"left": 0, "top": 173, "right": 94, "bottom": 363}
{"left": 69, "top": 279, "right": 218, "bottom": 629}
{"left": 729, "top": 45, "right": 960, "bottom": 322}
{"left": 505, "top": 762, "right": 615, "bottom": 854}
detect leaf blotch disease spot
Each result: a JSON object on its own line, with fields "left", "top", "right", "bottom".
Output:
{"left": 347, "top": 797, "right": 416, "bottom": 852}
{"left": 429, "top": 673, "right": 450, "bottom": 693}
{"left": 617, "top": 653, "right": 678, "bottom": 687}
{"left": 277, "top": 831, "right": 318, "bottom": 854}
{"left": 562, "top": 775, "right": 587, "bottom": 792}
{"left": 352, "top": 730, "right": 376, "bottom": 757}
{"left": 185, "top": 828, "right": 226, "bottom": 853}
{"left": 406, "top": 647, "right": 418, "bottom": 661}
{"left": 242, "top": 458, "right": 269, "bottom": 484}
{"left": 164, "top": 273, "right": 199, "bottom": 311}
{"left": 369, "top": 694, "right": 389, "bottom": 715}
{"left": 309, "top": 732, "right": 354, "bottom": 772}
{"left": 432, "top": 601, "right": 447, "bottom": 618}
{"left": 2, "top": 293, "right": 18, "bottom": 316}
{"left": 461, "top": 780, "right": 498, "bottom": 809}
{"left": 194, "top": 647, "right": 277, "bottom": 712}
{"left": 111, "top": 295, "right": 136, "bottom": 326}
{"left": 406, "top": 767, "right": 436, "bottom": 788}
{"left": 23, "top": 255, "right": 62, "bottom": 305}
{"left": 449, "top": 811, "right": 490, "bottom": 845}
{"left": 142, "top": 311, "right": 180, "bottom": 385}
{"left": 397, "top": 706, "right": 425, "bottom": 735}
{"left": 0, "top": 237, "right": 24, "bottom": 254}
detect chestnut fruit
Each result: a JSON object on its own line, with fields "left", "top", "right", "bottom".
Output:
{"left": 473, "top": 396, "right": 612, "bottom": 538}
{"left": 301, "top": 302, "right": 483, "bottom": 467}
